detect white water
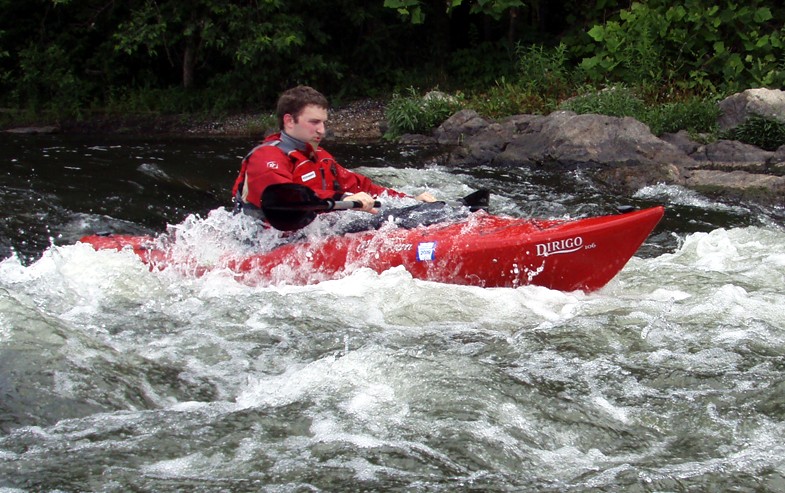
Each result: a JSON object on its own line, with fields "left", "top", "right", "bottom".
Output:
{"left": 3, "top": 133, "right": 785, "bottom": 490}
{"left": 2, "top": 207, "right": 785, "bottom": 491}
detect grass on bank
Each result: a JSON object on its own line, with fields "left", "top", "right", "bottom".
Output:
{"left": 382, "top": 41, "right": 785, "bottom": 148}
{"left": 384, "top": 83, "right": 724, "bottom": 142}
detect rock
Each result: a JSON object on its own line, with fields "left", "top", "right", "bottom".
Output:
{"left": 767, "top": 145, "right": 785, "bottom": 176}
{"left": 4, "top": 125, "right": 59, "bottom": 134}
{"left": 397, "top": 133, "right": 437, "bottom": 145}
{"left": 449, "top": 117, "right": 532, "bottom": 166}
{"left": 690, "top": 140, "right": 773, "bottom": 172}
{"left": 429, "top": 103, "right": 785, "bottom": 204}
{"left": 660, "top": 130, "right": 701, "bottom": 155}
{"left": 442, "top": 111, "right": 697, "bottom": 170}
{"left": 518, "top": 112, "right": 692, "bottom": 167}
{"left": 594, "top": 163, "right": 684, "bottom": 192}
{"left": 717, "top": 88, "right": 785, "bottom": 131}
{"left": 685, "top": 169, "right": 785, "bottom": 205}
{"left": 433, "top": 109, "right": 491, "bottom": 146}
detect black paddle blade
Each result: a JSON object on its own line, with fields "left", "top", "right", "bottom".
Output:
{"left": 261, "top": 183, "right": 323, "bottom": 231}
{"left": 460, "top": 189, "right": 490, "bottom": 212}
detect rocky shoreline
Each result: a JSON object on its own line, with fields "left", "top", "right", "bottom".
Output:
{"left": 414, "top": 88, "right": 785, "bottom": 208}
{"left": 2, "top": 99, "right": 389, "bottom": 140}
{"left": 6, "top": 89, "right": 785, "bottom": 208}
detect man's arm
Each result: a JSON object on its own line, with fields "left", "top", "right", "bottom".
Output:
{"left": 241, "top": 149, "right": 293, "bottom": 208}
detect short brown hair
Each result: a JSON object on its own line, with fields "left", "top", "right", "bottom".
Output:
{"left": 276, "top": 86, "right": 329, "bottom": 129}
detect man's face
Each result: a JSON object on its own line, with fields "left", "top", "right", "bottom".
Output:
{"left": 284, "top": 104, "right": 327, "bottom": 148}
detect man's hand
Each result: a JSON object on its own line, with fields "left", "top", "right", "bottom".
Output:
{"left": 415, "top": 192, "right": 437, "bottom": 202}
{"left": 344, "top": 192, "right": 378, "bottom": 213}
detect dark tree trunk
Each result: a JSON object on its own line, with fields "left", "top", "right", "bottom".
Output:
{"left": 182, "top": 38, "right": 196, "bottom": 89}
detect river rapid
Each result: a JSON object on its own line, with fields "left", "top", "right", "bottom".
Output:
{"left": 1, "top": 133, "right": 785, "bottom": 492}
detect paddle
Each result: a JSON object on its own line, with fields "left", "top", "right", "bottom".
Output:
{"left": 261, "top": 183, "right": 491, "bottom": 231}
{"left": 455, "top": 189, "right": 490, "bottom": 212}
{"left": 261, "top": 183, "right": 381, "bottom": 231}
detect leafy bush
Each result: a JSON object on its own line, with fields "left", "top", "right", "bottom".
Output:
{"left": 467, "top": 80, "right": 551, "bottom": 118}
{"left": 516, "top": 43, "right": 573, "bottom": 98}
{"left": 641, "top": 98, "right": 720, "bottom": 136}
{"left": 722, "top": 114, "right": 785, "bottom": 151}
{"left": 466, "top": 42, "right": 579, "bottom": 120}
{"left": 559, "top": 85, "right": 646, "bottom": 118}
{"left": 384, "top": 88, "right": 463, "bottom": 139}
{"left": 577, "top": 1, "right": 785, "bottom": 93}
{"left": 558, "top": 85, "right": 721, "bottom": 137}
{"left": 447, "top": 41, "right": 517, "bottom": 91}
{"left": 14, "top": 43, "right": 92, "bottom": 117}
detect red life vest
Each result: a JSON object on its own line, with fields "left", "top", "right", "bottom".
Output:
{"left": 232, "top": 133, "right": 404, "bottom": 210}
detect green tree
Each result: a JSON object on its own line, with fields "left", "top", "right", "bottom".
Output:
{"left": 0, "top": 0, "right": 416, "bottom": 113}
{"left": 578, "top": 0, "right": 785, "bottom": 93}
{"left": 113, "top": 1, "right": 308, "bottom": 90}
{"left": 384, "top": 0, "right": 526, "bottom": 22}
{"left": 3, "top": 0, "right": 784, "bottom": 119}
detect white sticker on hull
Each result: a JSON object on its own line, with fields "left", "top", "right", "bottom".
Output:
{"left": 417, "top": 241, "right": 437, "bottom": 261}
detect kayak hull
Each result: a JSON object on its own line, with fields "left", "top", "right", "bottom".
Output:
{"left": 79, "top": 206, "right": 664, "bottom": 292}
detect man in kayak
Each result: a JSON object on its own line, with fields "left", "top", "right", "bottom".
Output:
{"left": 232, "top": 85, "right": 436, "bottom": 218}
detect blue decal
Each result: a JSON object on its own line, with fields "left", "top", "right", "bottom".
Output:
{"left": 417, "top": 241, "right": 437, "bottom": 261}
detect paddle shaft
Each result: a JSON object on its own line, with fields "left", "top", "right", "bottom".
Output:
{"left": 330, "top": 199, "right": 382, "bottom": 211}
{"left": 263, "top": 199, "right": 381, "bottom": 212}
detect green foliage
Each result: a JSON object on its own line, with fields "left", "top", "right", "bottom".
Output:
{"left": 722, "top": 114, "right": 785, "bottom": 151}
{"left": 383, "top": 0, "right": 524, "bottom": 23}
{"left": 580, "top": 3, "right": 665, "bottom": 84}
{"left": 467, "top": 79, "right": 551, "bottom": 118}
{"left": 516, "top": 43, "right": 574, "bottom": 98}
{"left": 0, "top": 0, "right": 429, "bottom": 117}
{"left": 112, "top": 0, "right": 314, "bottom": 91}
{"left": 559, "top": 85, "right": 720, "bottom": 136}
{"left": 467, "top": 0, "right": 526, "bottom": 20}
{"left": 384, "top": 0, "right": 425, "bottom": 23}
{"left": 577, "top": 1, "right": 785, "bottom": 93}
{"left": 0, "top": 0, "right": 782, "bottom": 129}
{"left": 14, "top": 43, "right": 90, "bottom": 116}
{"left": 105, "top": 86, "right": 212, "bottom": 115}
{"left": 642, "top": 98, "right": 720, "bottom": 136}
{"left": 465, "top": 42, "right": 580, "bottom": 119}
{"left": 560, "top": 86, "right": 646, "bottom": 118}
{"left": 384, "top": 88, "right": 464, "bottom": 139}
{"left": 447, "top": 41, "right": 517, "bottom": 91}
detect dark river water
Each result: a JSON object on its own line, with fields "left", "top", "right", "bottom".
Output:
{"left": 2, "top": 132, "right": 785, "bottom": 492}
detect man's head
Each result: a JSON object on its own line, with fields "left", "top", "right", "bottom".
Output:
{"left": 277, "top": 86, "right": 330, "bottom": 148}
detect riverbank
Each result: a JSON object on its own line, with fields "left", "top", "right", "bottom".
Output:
{"left": 3, "top": 99, "right": 389, "bottom": 140}
{"left": 427, "top": 107, "right": 785, "bottom": 208}
{"left": 5, "top": 90, "right": 785, "bottom": 209}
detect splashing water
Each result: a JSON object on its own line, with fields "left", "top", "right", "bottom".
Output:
{"left": 2, "top": 135, "right": 785, "bottom": 491}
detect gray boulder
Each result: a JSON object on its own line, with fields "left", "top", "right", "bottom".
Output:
{"left": 690, "top": 140, "right": 773, "bottom": 172}
{"left": 767, "top": 145, "right": 785, "bottom": 176}
{"left": 439, "top": 110, "right": 696, "bottom": 170}
{"left": 428, "top": 93, "right": 785, "bottom": 205}
{"left": 497, "top": 111, "right": 695, "bottom": 168}
{"left": 718, "top": 88, "right": 785, "bottom": 131}
{"left": 686, "top": 169, "right": 785, "bottom": 203}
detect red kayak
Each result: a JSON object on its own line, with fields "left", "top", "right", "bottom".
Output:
{"left": 79, "top": 206, "right": 664, "bottom": 292}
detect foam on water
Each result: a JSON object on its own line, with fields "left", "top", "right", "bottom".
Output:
{"left": 635, "top": 183, "right": 749, "bottom": 213}
{"left": 3, "top": 214, "right": 785, "bottom": 490}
